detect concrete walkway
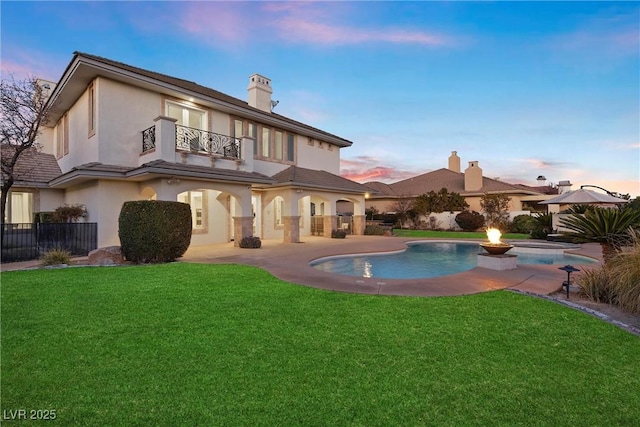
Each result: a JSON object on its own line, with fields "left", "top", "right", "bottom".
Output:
{"left": 1, "top": 236, "right": 602, "bottom": 298}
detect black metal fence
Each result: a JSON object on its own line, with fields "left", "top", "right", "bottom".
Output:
{"left": 1, "top": 223, "right": 98, "bottom": 263}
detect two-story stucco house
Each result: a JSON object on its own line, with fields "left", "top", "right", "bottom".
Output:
{"left": 31, "top": 52, "right": 369, "bottom": 247}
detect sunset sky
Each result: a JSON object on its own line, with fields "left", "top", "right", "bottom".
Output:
{"left": 2, "top": 1, "right": 638, "bottom": 197}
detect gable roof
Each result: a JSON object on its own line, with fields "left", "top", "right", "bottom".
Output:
{"left": 46, "top": 52, "right": 353, "bottom": 148}
{"left": 366, "top": 168, "right": 541, "bottom": 198}
{"left": 0, "top": 145, "right": 62, "bottom": 188}
{"left": 271, "top": 166, "right": 370, "bottom": 194}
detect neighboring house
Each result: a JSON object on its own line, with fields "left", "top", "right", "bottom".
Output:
{"left": 364, "top": 151, "right": 553, "bottom": 217}
{"left": 17, "top": 52, "right": 370, "bottom": 247}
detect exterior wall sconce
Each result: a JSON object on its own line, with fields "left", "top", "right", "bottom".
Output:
{"left": 166, "top": 177, "right": 181, "bottom": 185}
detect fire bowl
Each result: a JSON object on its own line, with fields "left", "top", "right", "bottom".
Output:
{"left": 480, "top": 243, "right": 514, "bottom": 255}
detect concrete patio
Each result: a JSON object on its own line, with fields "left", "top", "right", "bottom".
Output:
{"left": 179, "top": 235, "right": 603, "bottom": 297}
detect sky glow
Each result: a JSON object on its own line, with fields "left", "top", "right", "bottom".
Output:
{"left": 1, "top": 1, "right": 638, "bottom": 197}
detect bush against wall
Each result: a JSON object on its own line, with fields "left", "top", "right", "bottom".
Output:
{"left": 510, "top": 214, "right": 536, "bottom": 234}
{"left": 239, "top": 236, "right": 261, "bottom": 248}
{"left": 52, "top": 204, "right": 87, "bottom": 223}
{"left": 455, "top": 210, "right": 485, "bottom": 231}
{"left": 118, "top": 200, "right": 192, "bottom": 263}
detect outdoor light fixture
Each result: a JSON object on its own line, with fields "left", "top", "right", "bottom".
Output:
{"left": 559, "top": 265, "right": 580, "bottom": 298}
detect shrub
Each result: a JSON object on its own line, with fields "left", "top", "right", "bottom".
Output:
{"left": 455, "top": 210, "right": 485, "bottom": 231}
{"left": 364, "top": 225, "right": 386, "bottom": 235}
{"left": 52, "top": 204, "right": 87, "bottom": 223}
{"left": 576, "top": 267, "right": 613, "bottom": 303}
{"left": 118, "top": 200, "right": 192, "bottom": 263}
{"left": 510, "top": 214, "right": 536, "bottom": 234}
{"left": 530, "top": 213, "right": 553, "bottom": 239}
{"left": 576, "top": 228, "right": 640, "bottom": 314}
{"left": 331, "top": 229, "right": 347, "bottom": 238}
{"left": 41, "top": 249, "right": 71, "bottom": 266}
{"left": 239, "top": 236, "right": 262, "bottom": 248}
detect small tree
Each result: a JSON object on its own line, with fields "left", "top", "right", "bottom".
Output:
{"left": 1, "top": 76, "right": 51, "bottom": 225}
{"left": 559, "top": 207, "right": 640, "bottom": 263}
{"left": 413, "top": 188, "right": 469, "bottom": 219}
{"left": 480, "top": 193, "right": 511, "bottom": 229}
{"left": 388, "top": 197, "right": 413, "bottom": 229}
{"left": 365, "top": 206, "right": 379, "bottom": 221}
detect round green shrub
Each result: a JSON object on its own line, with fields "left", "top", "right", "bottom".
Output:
{"left": 455, "top": 210, "right": 485, "bottom": 231}
{"left": 118, "top": 200, "right": 192, "bottom": 263}
{"left": 510, "top": 214, "right": 537, "bottom": 234}
{"left": 239, "top": 236, "right": 261, "bottom": 248}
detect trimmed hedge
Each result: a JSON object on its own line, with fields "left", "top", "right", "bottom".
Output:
{"left": 331, "top": 229, "right": 347, "bottom": 238}
{"left": 239, "top": 236, "right": 262, "bottom": 248}
{"left": 455, "top": 210, "right": 485, "bottom": 231}
{"left": 119, "top": 200, "right": 192, "bottom": 263}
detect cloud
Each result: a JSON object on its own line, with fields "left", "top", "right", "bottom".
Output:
{"left": 340, "top": 156, "right": 418, "bottom": 183}
{"left": 268, "top": 3, "right": 454, "bottom": 47}
{"left": 0, "top": 50, "right": 64, "bottom": 81}
{"left": 547, "top": 9, "right": 640, "bottom": 63}
{"left": 177, "top": 2, "right": 250, "bottom": 44}
{"left": 170, "top": 2, "right": 457, "bottom": 48}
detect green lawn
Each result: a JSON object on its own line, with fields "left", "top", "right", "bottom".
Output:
{"left": 2, "top": 263, "right": 639, "bottom": 426}
{"left": 393, "top": 229, "right": 531, "bottom": 239}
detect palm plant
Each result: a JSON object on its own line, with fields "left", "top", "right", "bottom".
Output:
{"left": 559, "top": 207, "right": 640, "bottom": 262}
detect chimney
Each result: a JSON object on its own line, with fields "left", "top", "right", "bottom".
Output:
{"left": 448, "top": 151, "right": 461, "bottom": 173}
{"left": 464, "top": 161, "right": 483, "bottom": 192}
{"left": 558, "top": 180, "right": 572, "bottom": 194}
{"left": 247, "top": 74, "right": 273, "bottom": 113}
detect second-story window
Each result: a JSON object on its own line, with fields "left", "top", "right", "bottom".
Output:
{"left": 55, "top": 114, "right": 69, "bottom": 159}
{"left": 88, "top": 83, "right": 96, "bottom": 137}
{"left": 166, "top": 101, "right": 206, "bottom": 130}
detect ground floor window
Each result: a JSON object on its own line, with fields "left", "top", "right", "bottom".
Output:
{"left": 178, "top": 190, "right": 206, "bottom": 231}
{"left": 7, "top": 191, "right": 33, "bottom": 223}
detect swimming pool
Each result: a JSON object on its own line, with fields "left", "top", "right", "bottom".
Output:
{"left": 309, "top": 241, "right": 597, "bottom": 280}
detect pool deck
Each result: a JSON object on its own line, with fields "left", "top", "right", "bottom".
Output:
{"left": 1, "top": 236, "right": 603, "bottom": 298}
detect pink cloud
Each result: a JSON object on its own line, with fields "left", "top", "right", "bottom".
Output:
{"left": 340, "top": 156, "right": 418, "bottom": 183}
{"left": 177, "top": 2, "right": 251, "bottom": 44}
{"left": 172, "top": 2, "right": 457, "bottom": 48}
{"left": 0, "top": 51, "right": 63, "bottom": 81}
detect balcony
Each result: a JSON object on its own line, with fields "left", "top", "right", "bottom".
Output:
{"left": 142, "top": 124, "right": 240, "bottom": 159}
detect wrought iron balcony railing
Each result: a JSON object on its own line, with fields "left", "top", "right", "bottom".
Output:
{"left": 176, "top": 125, "right": 240, "bottom": 158}
{"left": 142, "top": 125, "right": 156, "bottom": 152}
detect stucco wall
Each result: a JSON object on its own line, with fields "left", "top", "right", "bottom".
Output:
{"left": 64, "top": 181, "right": 140, "bottom": 247}
{"left": 295, "top": 135, "right": 341, "bottom": 174}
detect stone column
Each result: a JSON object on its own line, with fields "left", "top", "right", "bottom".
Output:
{"left": 353, "top": 215, "right": 365, "bottom": 235}
{"left": 283, "top": 216, "right": 301, "bottom": 243}
{"left": 323, "top": 215, "right": 338, "bottom": 238}
{"left": 233, "top": 216, "right": 254, "bottom": 247}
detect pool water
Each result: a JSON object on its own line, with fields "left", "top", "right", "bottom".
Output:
{"left": 310, "top": 242, "right": 596, "bottom": 280}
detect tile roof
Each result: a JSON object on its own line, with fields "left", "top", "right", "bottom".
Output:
{"left": 72, "top": 52, "right": 353, "bottom": 147}
{"left": 49, "top": 160, "right": 274, "bottom": 187}
{"left": 1, "top": 145, "right": 62, "bottom": 186}
{"left": 272, "top": 166, "right": 370, "bottom": 194}
{"left": 365, "top": 168, "right": 541, "bottom": 198}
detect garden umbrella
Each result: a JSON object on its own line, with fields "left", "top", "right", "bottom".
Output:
{"left": 539, "top": 188, "right": 629, "bottom": 205}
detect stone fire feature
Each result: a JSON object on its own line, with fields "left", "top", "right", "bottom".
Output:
{"left": 477, "top": 227, "right": 517, "bottom": 270}
{"left": 477, "top": 253, "right": 517, "bottom": 270}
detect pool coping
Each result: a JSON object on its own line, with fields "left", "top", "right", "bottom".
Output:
{"left": 179, "top": 236, "right": 603, "bottom": 297}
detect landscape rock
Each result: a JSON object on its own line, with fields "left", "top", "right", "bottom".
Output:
{"left": 88, "top": 246, "right": 125, "bottom": 266}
